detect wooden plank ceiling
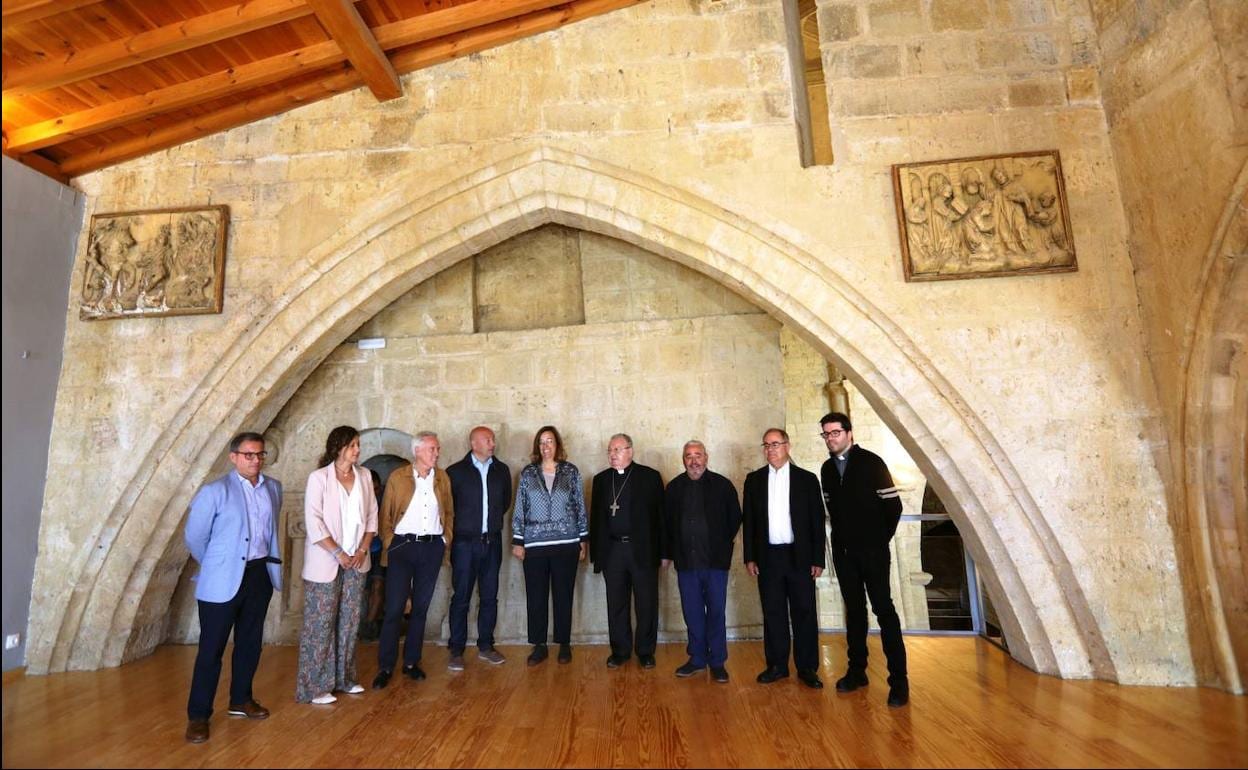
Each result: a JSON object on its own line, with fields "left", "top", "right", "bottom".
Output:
{"left": 2, "top": 0, "right": 645, "bottom": 182}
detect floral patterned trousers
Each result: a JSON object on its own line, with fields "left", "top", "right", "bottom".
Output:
{"left": 295, "top": 568, "right": 366, "bottom": 702}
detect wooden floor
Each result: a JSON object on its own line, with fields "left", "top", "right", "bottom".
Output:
{"left": 3, "top": 637, "right": 1245, "bottom": 768}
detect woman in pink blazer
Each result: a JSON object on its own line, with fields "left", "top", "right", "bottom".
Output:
{"left": 295, "top": 426, "right": 378, "bottom": 704}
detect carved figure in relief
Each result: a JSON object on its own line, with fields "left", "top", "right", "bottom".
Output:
{"left": 956, "top": 168, "right": 997, "bottom": 262}
{"left": 1028, "top": 192, "right": 1070, "bottom": 263}
{"left": 135, "top": 224, "right": 172, "bottom": 309}
{"left": 904, "top": 174, "right": 935, "bottom": 270}
{"left": 166, "top": 214, "right": 218, "bottom": 308}
{"left": 927, "top": 173, "right": 961, "bottom": 268}
{"left": 85, "top": 219, "right": 139, "bottom": 313}
{"left": 989, "top": 165, "right": 1035, "bottom": 257}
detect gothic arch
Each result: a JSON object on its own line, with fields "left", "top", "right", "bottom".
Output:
{"left": 33, "top": 147, "right": 1112, "bottom": 679}
{"left": 1180, "top": 161, "right": 1248, "bottom": 693}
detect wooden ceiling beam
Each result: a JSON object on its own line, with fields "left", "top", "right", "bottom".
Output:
{"left": 2, "top": 146, "right": 71, "bottom": 186}
{"left": 6, "top": 40, "right": 346, "bottom": 153}
{"left": 3, "top": 0, "right": 315, "bottom": 96}
{"left": 389, "top": 0, "right": 645, "bottom": 71}
{"left": 2, "top": 0, "right": 100, "bottom": 29}
{"left": 306, "top": 0, "right": 400, "bottom": 101}
{"left": 372, "top": 0, "right": 579, "bottom": 49}
{"left": 54, "top": 0, "right": 648, "bottom": 176}
{"left": 6, "top": 0, "right": 596, "bottom": 152}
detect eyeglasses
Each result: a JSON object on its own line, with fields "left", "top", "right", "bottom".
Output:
{"left": 760, "top": 441, "right": 788, "bottom": 450}
{"left": 232, "top": 451, "right": 268, "bottom": 460}
{"left": 607, "top": 447, "right": 632, "bottom": 454}
{"left": 819, "top": 430, "right": 846, "bottom": 439}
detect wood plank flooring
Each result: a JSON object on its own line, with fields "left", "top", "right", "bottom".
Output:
{"left": 3, "top": 637, "right": 1245, "bottom": 768}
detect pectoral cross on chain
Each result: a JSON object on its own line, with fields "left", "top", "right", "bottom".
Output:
{"left": 609, "top": 502, "right": 620, "bottom": 517}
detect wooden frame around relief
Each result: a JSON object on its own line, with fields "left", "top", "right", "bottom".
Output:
{"left": 892, "top": 150, "right": 1077, "bottom": 282}
{"left": 79, "top": 205, "right": 228, "bottom": 320}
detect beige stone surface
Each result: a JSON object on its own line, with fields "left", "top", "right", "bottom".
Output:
{"left": 27, "top": 0, "right": 1198, "bottom": 689}
{"left": 237, "top": 238, "right": 782, "bottom": 645}
{"left": 1093, "top": 0, "right": 1248, "bottom": 689}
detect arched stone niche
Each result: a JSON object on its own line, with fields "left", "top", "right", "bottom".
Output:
{"left": 31, "top": 148, "right": 1111, "bottom": 682}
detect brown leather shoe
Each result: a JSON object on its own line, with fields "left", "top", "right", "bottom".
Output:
{"left": 227, "top": 700, "right": 270, "bottom": 719}
{"left": 185, "top": 719, "right": 209, "bottom": 743}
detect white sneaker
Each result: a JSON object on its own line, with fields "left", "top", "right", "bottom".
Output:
{"left": 311, "top": 693, "right": 337, "bottom": 705}
{"left": 343, "top": 684, "right": 365, "bottom": 694}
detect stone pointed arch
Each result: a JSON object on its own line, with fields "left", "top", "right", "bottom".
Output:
{"left": 1180, "top": 160, "right": 1248, "bottom": 693}
{"left": 30, "top": 147, "right": 1112, "bottom": 679}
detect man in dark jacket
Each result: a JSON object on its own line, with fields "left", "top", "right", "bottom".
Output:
{"left": 743, "top": 428, "right": 827, "bottom": 689}
{"left": 590, "top": 433, "right": 665, "bottom": 669}
{"left": 444, "top": 426, "right": 512, "bottom": 671}
{"left": 819, "top": 412, "right": 909, "bottom": 707}
{"left": 662, "top": 440, "right": 742, "bottom": 683}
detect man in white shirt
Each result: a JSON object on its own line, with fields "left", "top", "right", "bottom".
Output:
{"left": 742, "top": 428, "right": 827, "bottom": 689}
{"left": 373, "top": 432, "right": 454, "bottom": 688}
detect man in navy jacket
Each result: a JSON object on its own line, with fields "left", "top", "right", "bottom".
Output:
{"left": 444, "top": 426, "right": 512, "bottom": 670}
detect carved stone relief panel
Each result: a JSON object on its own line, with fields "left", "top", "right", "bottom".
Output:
{"left": 891, "top": 151, "right": 1076, "bottom": 281}
{"left": 79, "top": 205, "right": 228, "bottom": 319}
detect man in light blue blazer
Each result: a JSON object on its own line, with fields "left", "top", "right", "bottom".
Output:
{"left": 183, "top": 432, "right": 283, "bottom": 744}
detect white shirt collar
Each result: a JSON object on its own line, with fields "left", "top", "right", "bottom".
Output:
{"left": 235, "top": 471, "right": 266, "bottom": 488}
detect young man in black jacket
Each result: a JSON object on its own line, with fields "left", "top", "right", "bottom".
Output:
{"left": 662, "top": 440, "right": 742, "bottom": 683}
{"left": 819, "top": 412, "right": 909, "bottom": 707}
{"left": 444, "top": 426, "right": 512, "bottom": 671}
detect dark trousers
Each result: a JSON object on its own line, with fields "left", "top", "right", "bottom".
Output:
{"left": 448, "top": 534, "right": 502, "bottom": 653}
{"left": 758, "top": 544, "right": 819, "bottom": 673}
{"left": 833, "top": 545, "right": 908, "bottom": 685}
{"left": 602, "top": 541, "right": 659, "bottom": 658}
{"left": 187, "top": 559, "right": 273, "bottom": 719}
{"left": 522, "top": 543, "right": 580, "bottom": 645}
{"left": 677, "top": 568, "right": 729, "bottom": 667}
{"left": 378, "top": 537, "right": 444, "bottom": 670}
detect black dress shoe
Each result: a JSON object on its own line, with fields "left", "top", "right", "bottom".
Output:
{"left": 527, "top": 644, "right": 548, "bottom": 666}
{"left": 403, "top": 663, "right": 426, "bottom": 681}
{"left": 606, "top": 654, "right": 628, "bottom": 669}
{"left": 887, "top": 683, "right": 910, "bottom": 708}
{"left": 372, "top": 669, "right": 392, "bottom": 689}
{"left": 557, "top": 644, "right": 572, "bottom": 664}
{"left": 638, "top": 654, "right": 656, "bottom": 669}
{"left": 710, "top": 666, "right": 730, "bottom": 684}
{"left": 835, "top": 669, "right": 869, "bottom": 693}
{"left": 756, "top": 666, "right": 789, "bottom": 684}
{"left": 798, "top": 669, "right": 824, "bottom": 689}
{"left": 675, "top": 660, "right": 704, "bottom": 678}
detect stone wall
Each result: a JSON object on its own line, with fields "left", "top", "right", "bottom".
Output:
{"left": 165, "top": 225, "right": 934, "bottom": 644}
{"left": 1090, "top": 0, "right": 1247, "bottom": 689}
{"left": 31, "top": 0, "right": 1193, "bottom": 685}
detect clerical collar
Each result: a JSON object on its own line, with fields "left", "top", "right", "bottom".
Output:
{"left": 615, "top": 464, "right": 631, "bottom": 474}
{"left": 835, "top": 444, "right": 855, "bottom": 462}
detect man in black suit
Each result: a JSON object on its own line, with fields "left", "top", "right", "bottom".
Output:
{"left": 444, "top": 426, "right": 512, "bottom": 671}
{"left": 820, "top": 412, "right": 909, "bottom": 707}
{"left": 590, "top": 433, "right": 665, "bottom": 669}
{"left": 743, "top": 427, "right": 826, "bottom": 689}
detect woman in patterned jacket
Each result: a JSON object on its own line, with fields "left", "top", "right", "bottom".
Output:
{"left": 511, "top": 425, "right": 588, "bottom": 666}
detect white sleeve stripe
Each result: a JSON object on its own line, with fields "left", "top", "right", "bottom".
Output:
{"left": 877, "top": 492, "right": 900, "bottom": 499}
{"left": 876, "top": 486, "right": 898, "bottom": 493}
